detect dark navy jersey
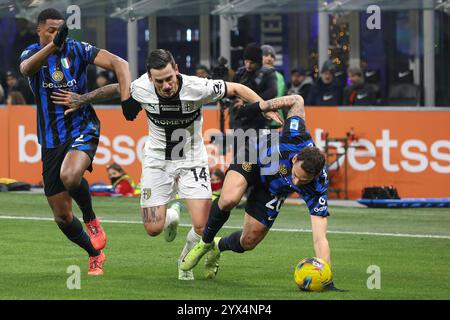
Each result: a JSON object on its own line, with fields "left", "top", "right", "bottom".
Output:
{"left": 256, "top": 116, "right": 329, "bottom": 217}
{"left": 19, "top": 39, "right": 101, "bottom": 148}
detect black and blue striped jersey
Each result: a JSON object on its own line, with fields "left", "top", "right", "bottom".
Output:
{"left": 257, "top": 116, "right": 329, "bottom": 217}
{"left": 19, "top": 39, "right": 100, "bottom": 148}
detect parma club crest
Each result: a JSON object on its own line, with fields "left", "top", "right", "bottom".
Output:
{"left": 141, "top": 188, "right": 152, "bottom": 200}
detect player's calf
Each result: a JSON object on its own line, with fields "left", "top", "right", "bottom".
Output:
{"left": 239, "top": 233, "right": 259, "bottom": 251}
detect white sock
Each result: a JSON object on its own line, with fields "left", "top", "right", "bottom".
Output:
{"left": 164, "top": 208, "right": 178, "bottom": 229}
{"left": 178, "top": 227, "right": 201, "bottom": 263}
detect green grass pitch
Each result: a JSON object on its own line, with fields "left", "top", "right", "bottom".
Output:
{"left": 0, "top": 193, "right": 449, "bottom": 300}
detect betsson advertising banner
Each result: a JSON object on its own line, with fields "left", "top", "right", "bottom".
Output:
{"left": 1, "top": 105, "right": 449, "bottom": 199}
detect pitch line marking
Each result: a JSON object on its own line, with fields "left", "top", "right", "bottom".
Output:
{"left": 1, "top": 215, "right": 449, "bottom": 240}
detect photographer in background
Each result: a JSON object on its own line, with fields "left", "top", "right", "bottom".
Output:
{"left": 5, "top": 71, "right": 34, "bottom": 104}
{"left": 230, "top": 42, "right": 277, "bottom": 131}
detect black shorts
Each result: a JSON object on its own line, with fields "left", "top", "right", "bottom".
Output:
{"left": 228, "top": 143, "right": 286, "bottom": 229}
{"left": 41, "top": 134, "right": 98, "bottom": 197}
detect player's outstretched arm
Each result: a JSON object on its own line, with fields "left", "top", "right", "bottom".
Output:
{"left": 310, "top": 215, "right": 331, "bottom": 267}
{"left": 92, "top": 50, "right": 131, "bottom": 102}
{"left": 225, "top": 82, "right": 263, "bottom": 103}
{"left": 51, "top": 84, "right": 120, "bottom": 115}
{"left": 226, "top": 82, "right": 283, "bottom": 125}
{"left": 20, "top": 23, "right": 68, "bottom": 76}
{"left": 92, "top": 50, "right": 141, "bottom": 120}
{"left": 260, "top": 94, "right": 305, "bottom": 120}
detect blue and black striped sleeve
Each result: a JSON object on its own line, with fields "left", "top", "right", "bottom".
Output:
{"left": 76, "top": 41, "right": 100, "bottom": 64}
{"left": 19, "top": 44, "right": 40, "bottom": 63}
{"left": 280, "top": 115, "right": 313, "bottom": 146}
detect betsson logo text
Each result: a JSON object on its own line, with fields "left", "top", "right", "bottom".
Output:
{"left": 17, "top": 125, "right": 450, "bottom": 174}
{"left": 313, "top": 128, "right": 449, "bottom": 174}
{"left": 18, "top": 125, "right": 147, "bottom": 166}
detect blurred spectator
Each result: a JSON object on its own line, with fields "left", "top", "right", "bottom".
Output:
{"left": 211, "top": 56, "right": 234, "bottom": 82}
{"left": 6, "top": 90, "right": 26, "bottom": 105}
{"left": 360, "top": 58, "right": 382, "bottom": 104}
{"left": 5, "top": 71, "right": 34, "bottom": 104}
{"left": 95, "top": 71, "right": 120, "bottom": 104}
{"left": 333, "top": 66, "right": 347, "bottom": 89}
{"left": 210, "top": 168, "right": 225, "bottom": 201}
{"left": 261, "top": 44, "right": 285, "bottom": 128}
{"left": 106, "top": 163, "right": 136, "bottom": 197}
{"left": 306, "top": 60, "right": 342, "bottom": 106}
{"left": 287, "top": 67, "right": 313, "bottom": 100}
{"left": 231, "top": 42, "right": 277, "bottom": 130}
{"left": 96, "top": 71, "right": 112, "bottom": 88}
{"left": 195, "top": 65, "right": 210, "bottom": 78}
{"left": 261, "top": 45, "right": 286, "bottom": 96}
{"left": 343, "top": 66, "right": 376, "bottom": 106}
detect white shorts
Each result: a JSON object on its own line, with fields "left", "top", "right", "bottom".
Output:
{"left": 140, "top": 158, "right": 212, "bottom": 208}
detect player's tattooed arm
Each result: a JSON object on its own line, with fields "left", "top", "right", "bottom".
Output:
{"left": 51, "top": 84, "right": 120, "bottom": 115}
{"left": 260, "top": 95, "right": 305, "bottom": 120}
{"left": 142, "top": 207, "right": 162, "bottom": 224}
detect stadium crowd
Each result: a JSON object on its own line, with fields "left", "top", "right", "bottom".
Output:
{"left": 0, "top": 38, "right": 424, "bottom": 109}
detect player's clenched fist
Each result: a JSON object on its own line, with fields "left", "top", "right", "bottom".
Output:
{"left": 121, "top": 96, "right": 142, "bottom": 121}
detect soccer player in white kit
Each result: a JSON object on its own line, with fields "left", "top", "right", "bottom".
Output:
{"left": 52, "top": 49, "right": 282, "bottom": 280}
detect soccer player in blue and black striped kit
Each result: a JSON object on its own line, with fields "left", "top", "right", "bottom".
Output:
{"left": 19, "top": 8, "right": 135, "bottom": 275}
{"left": 181, "top": 94, "right": 337, "bottom": 287}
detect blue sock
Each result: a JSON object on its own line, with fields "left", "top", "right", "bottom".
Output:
{"left": 218, "top": 231, "right": 245, "bottom": 253}
{"left": 68, "top": 178, "right": 96, "bottom": 223}
{"left": 58, "top": 216, "right": 100, "bottom": 257}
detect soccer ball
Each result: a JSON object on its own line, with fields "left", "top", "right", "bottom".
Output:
{"left": 294, "top": 257, "right": 333, "bottom": 292}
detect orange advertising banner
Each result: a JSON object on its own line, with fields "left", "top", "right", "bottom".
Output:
{"left": 1, "top": 105, "right": 449, "bottom": 199}
{"left": 0, "top": 107, "right": 9, "bottom": 178}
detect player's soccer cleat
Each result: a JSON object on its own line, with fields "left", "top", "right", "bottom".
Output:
{"left": 164, "top": 202, "right": 181, "bottom": 242}
{"left": 179, "top": 239, "right": 214, "bottom": 271}
{"left": 178, "top": 261, "right": 194, "bottom": 281}
{"left": 88, "top": 252, "right": 106, "bottom": 276}
{"left": 85, "top": 218, "right": 107, "bottom": 251}
{"left": 204, "top": 237, "right": 221, "bottom": 279}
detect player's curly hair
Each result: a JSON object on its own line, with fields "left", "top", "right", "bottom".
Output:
{"left": 37, "top": 8, "right": 64, "bottom": 24}
{"left": 146, "top": 49, "right": 176, "bottom": 71}
{"left": 296, "top": 146, "right": 325, "bottom": 176}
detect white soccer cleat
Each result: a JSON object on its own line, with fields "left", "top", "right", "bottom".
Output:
{"left": 178, "top": 261, "right": 195, "bottom": 281}
{"left": 164, "top": 202, "right": 180, "bottom": 242}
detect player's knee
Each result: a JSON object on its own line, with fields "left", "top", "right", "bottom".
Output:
{"left": 60, "top": 170, "right": 81, "bottom": 191}
{"left": 143, "top": 223, "right": 163, "bottom": 237}
{"left": 218, "top": 195, "right": 239, "bottom": 211}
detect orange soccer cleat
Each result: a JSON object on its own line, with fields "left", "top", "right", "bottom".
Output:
{"left": 85, "top": 218, "right": 107, "bottom": 251}
{"left": 88, "top": 252, "right": 106, "bottom": 276}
